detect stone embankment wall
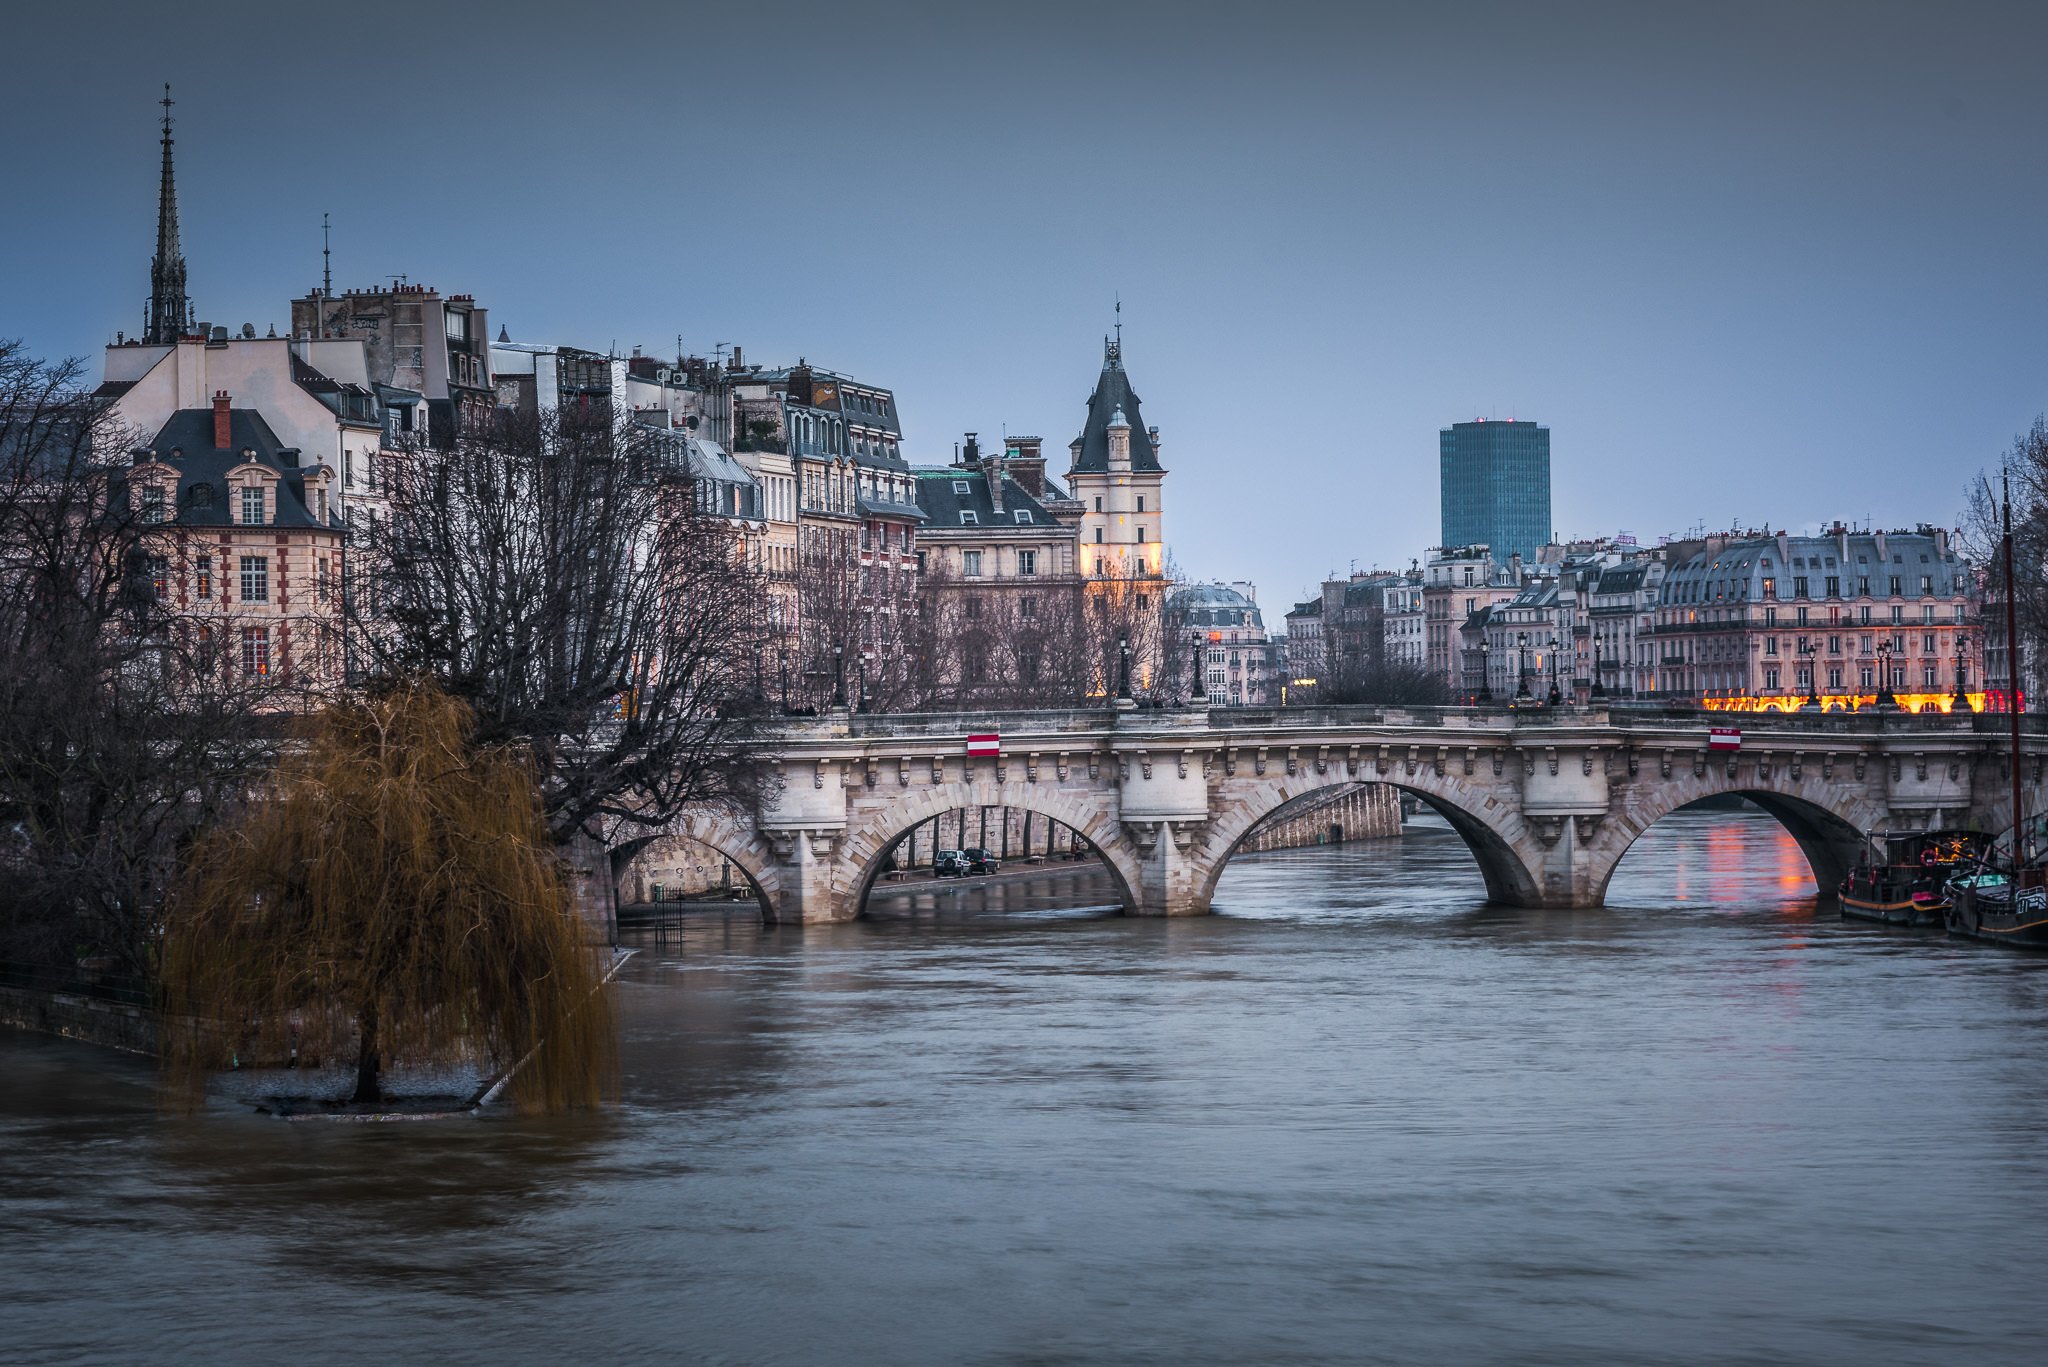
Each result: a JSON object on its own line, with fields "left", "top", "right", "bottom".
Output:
{"left": 1238, "top": 782, "right": 1402, "bottom": 853}
{"left": 0, "top": 983, "right": 157, "bottom": 1055}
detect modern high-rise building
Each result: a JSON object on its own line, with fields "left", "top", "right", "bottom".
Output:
{"left": 1439, "top": 419, "right": 1551, "bottom": 565}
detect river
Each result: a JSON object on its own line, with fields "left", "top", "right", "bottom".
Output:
{"left": 5, "top": 806, "right": 2048, "bottom": 1365}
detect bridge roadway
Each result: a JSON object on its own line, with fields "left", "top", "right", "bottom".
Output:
{"left": 614, "top": 703, "right": 2048, "bottom": 925}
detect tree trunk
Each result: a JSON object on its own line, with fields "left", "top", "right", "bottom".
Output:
{"left": 351, "top": 1004, "right": 381, "bottom": 1105}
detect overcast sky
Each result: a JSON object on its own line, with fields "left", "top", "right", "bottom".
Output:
{"left": 5, "top": 1, "right": 2046, "bottom": 606}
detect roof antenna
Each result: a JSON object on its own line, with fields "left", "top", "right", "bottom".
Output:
{"left": 321, "top": 212, "right": 332, "bottom": 298}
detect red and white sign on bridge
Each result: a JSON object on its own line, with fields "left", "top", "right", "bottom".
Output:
{"left": 1708, "top": 727, "right": 1742, "bottom": 752}
{"left": 966, "top": 733, "right": 1001, "bottom": 758}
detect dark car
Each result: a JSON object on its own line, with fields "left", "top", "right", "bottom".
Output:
{"left": 933, "top": 849, "right": 970, "bottom": 878}
{"left": 960, "top": 847, "right": 1001, "bottom": 875}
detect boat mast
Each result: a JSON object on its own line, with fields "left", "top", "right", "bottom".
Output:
{"left": 2004, "top": 472, "right": 2024, "bottom": 864}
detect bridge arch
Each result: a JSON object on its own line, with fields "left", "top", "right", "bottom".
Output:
{"left": 838, "top": 779, "right": 1142, "bottom": 917}
{"left": 614, "top": 808, "right": 788, "bottom": 918}
{"left": 1191, "top": 766, "right": 1545, "bottom": 910}
{"left": 1582, "top": 768, "right": 1895, "bottom": 904}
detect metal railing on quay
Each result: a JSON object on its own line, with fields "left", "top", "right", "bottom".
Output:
{"left": 0, "top": 959, "right": 154, "bottom": 1009}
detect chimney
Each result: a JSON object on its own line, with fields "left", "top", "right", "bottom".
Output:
{"left": 212, "top": 391, "right": 232, "bottom": 449}
{"left": 961, "top": 432, "right": 980, "bottom": 468}
{"left": 982, "top": 443, "right": 1004, "bottom": 515}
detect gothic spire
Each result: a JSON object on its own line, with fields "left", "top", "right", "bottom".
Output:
{"left": 144, "top": 84, "right": 192, "bottom": 344}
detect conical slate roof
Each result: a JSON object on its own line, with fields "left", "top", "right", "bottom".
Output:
{"left": 1070, "top": 341, "right": 1160, "bottom": 473}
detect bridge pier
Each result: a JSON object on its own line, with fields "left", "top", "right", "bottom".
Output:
{"left": 1124, "top": 819, "right": 1213, "bottom": 916}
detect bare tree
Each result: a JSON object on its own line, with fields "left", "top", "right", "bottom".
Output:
{"left": 1080, "top": 558, "right": 1181, "bottom": 703}
{"left": 1962, "top": 418, "right": 2048, "bottom": 706}
{"left": 0, "top": 341, "right": 281, "bottom": 975}
{"left": 1319, "top": 655, "right": 1453, "bottom": 706}
{"left": 351, "top": 407, "right": 769, "bottom": 850}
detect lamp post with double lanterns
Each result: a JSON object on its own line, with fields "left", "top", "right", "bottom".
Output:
{"left": 1546, "top": 634, "right": 1563, "bottom": 707}
{"left": 1799, "top": 638, "right": 1820, "bottom": 710}
{"left": 1516, "top": 631, "right": 1531, "bottom": 701}
{"left": 1875, "top": 638, "right": 1897, "bottom": 709}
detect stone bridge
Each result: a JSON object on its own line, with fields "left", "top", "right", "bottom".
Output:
{"left": 626, "top": 704, "right": 2048, "bottom": 924}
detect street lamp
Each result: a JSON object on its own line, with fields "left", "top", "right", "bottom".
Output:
{"left": 1799, "top": 638, "right": 1820, "bottom": 710}
{"left": 1875, "top": 638, "right": 1896, "bottom": 709}
{"left": 1478, "top": 635, "right": 1492, "bottom": 702}
{"left": 855, "top": 651, "right": 870, "bottom": 714}
{"left": 1116, "top": 633, "right": 1133, "bottom": 702}
{"left": 1590, "top": 633, "right": 1606, "bottom": 700}
{"left": 1516, "top": 631, "right": 1531, "bottom": 700}
{"left": 831, "top": 641, "right": 846, "bottom": 709}
{"left": 1191, "top": 631, "right": 1209, "bottom": 704}
{"left": 1954, "top": 639, "right": 1974, "bottom": 713}
{"left": 1546, "top": 634, "right": 1563, "bottom": 707}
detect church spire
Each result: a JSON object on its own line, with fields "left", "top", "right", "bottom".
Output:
{"left": 144, "top": 84, "right": 192, "bottom": 344}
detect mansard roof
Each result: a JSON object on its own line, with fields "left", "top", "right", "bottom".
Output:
{"left": 135, "top": 407, "right": 337, "bottom": 530}
{"left": 1069, "top": 342, "right": 1160, "bottom": 473}
{"left": 913, "top": 467, "right": 1058, "bottom": 532}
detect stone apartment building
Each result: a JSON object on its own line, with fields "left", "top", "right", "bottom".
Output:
{"left": 291, "top": 283, "right": 494, "bottom": 449}
{"left": 1423, "top": 545, "right": 1520, "bottom": 687}
{"left": 1647, "top": 526, "right": 1979, "bottom": 707}
{"left": 913, "top": 432, "right": 1084, "bottom": 703}
{"left": 128, "top": 394, "right": 345, "bottom": 687}
{"left": 1588, "top": 550, "right": 1668, "bottom": 697}
{"left": 1174, "top": 581, "right": 1276, "bottom": 706}
{"left": 730, "top": 361, "right": 923, "bottom": 709}
{"left": 1284, "top": 597, "right": 1324, "bottom": 691}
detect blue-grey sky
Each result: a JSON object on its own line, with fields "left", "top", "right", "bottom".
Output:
{"left": 5, "top": 1, "right": 2046, "bottom": 607}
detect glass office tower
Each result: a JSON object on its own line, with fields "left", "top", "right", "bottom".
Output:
{"left": 1439, "top": 419, "right": 1550, "bottom": 564}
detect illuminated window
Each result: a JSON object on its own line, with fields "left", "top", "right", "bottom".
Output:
{"left": 196, "top": 555, "right": 212, "bottom": 599}
{"left": 241, "top": 626, "right": 270, "bottom": 676}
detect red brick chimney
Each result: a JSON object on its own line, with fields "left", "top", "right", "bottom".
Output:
{"left": 212, "top": 391, "right": 232, "bottom": 449}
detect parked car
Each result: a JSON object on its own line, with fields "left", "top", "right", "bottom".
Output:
{"left": 960, "top": 847, "right": 1002, "bottom": 875}
{"left": 933, "top": 849, "right": 970, "bottom": 878}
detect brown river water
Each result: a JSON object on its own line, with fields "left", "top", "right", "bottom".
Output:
{"left": 4, "top": 806, "right": 2048, "bottom": 1365}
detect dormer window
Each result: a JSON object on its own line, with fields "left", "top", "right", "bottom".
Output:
{"left": 189, "top": 483, "right": 213, "bottom": 510}
{"left": 1014, "top": 510, "right": 1032, "bottom": 524}
{"left": 953, "top": 480, "right": 971, "bottom": 494}
{"left": 139, "top": 485, "right": 166, "bottom": 524}
{"left": 239, "top": 486, "right": 265, "bottom": 526}
{"left": 960, "top": 510, "right": 978, "bottom": 525}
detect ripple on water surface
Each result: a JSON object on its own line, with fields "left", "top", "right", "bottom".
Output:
{"left": 4, "top": 806, "right": 2048, "bottom": 1365}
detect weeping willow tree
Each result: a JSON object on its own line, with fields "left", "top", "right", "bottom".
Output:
{"left": 160, "top": 681, "right": 615, "bottom": 1113}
